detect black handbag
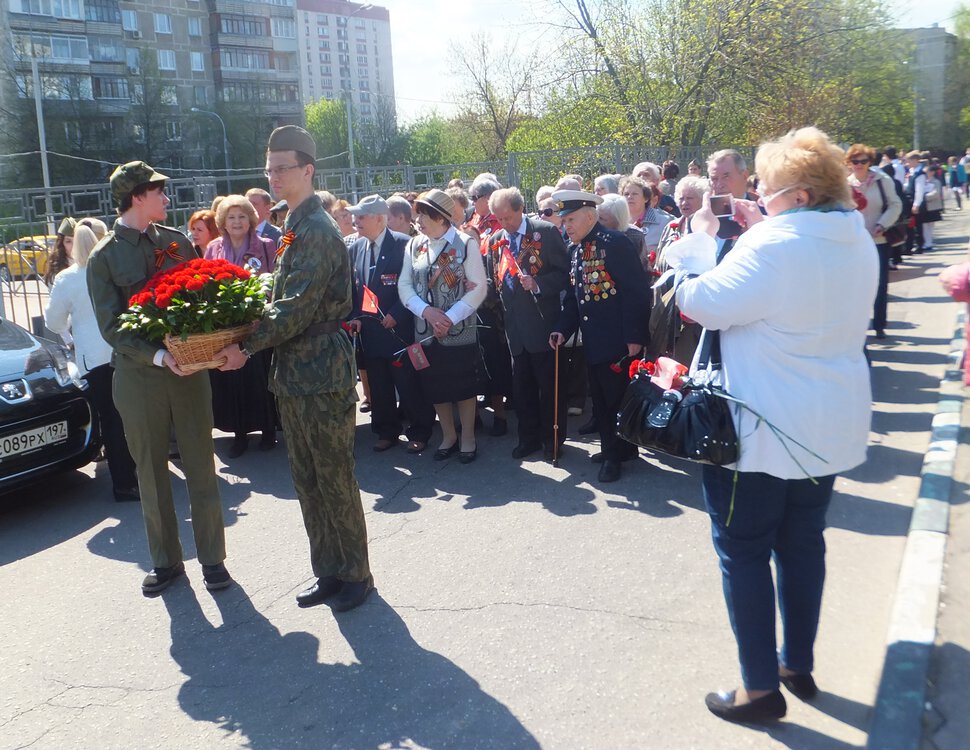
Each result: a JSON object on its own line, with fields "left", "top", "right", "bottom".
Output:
{"left": 616, "top": 330, "right": 739, "bottom": 465}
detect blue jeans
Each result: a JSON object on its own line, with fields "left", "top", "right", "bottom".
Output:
{"left": 702, "top": 465, "right": 837, "bottom": 691}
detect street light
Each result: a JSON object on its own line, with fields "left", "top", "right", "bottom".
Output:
{"left": 342, "top": 3, "right": 372, "bottom": 202}
{"left": 191, "top": 107, "right": 231, "bottom": 194}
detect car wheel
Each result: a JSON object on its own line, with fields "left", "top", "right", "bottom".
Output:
{"left": 0, "top": 265, "right": 10, "bottom": 283}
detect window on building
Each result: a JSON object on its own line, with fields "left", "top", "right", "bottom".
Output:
{"left": 319, "top": 41, "right": 330, "bottom": 51}
{"left": 132, "top": 124, "right": 145, "bottom": 143}
{"left": 193, "top": 85, "right": 207, "bottom": 104}
{"left": 322, "top": 78, "right": 332, "bottom": 89}
{"left": 85, "top": 0, "right": 121, "bottom": 24}
{"left": 130, "top": 83, "right": 143, "bottom": 103}
{"left": 153, "top": 13, "right": 172, "bottom": 34}
{"left": 160, "top": 85, "right": 178, "bottom": 105}
{"left": 358, "top": 67, "right": 368, "bottom": 78}
{"left": 354, "top": 18, "right": 365, "bottom": 28}
{"left": 220, "top": 48, "right": 269, "bottom": 70}
{"left": 337, "top": 28, "right": 347, "bottom": 39}
{"left": 15, "top": 33, "right": 89, "bottom": 63}
{"left": 356, "top": 55, "right": 367, "bottom": 65}
{"left": 126, "top": 47, "right": 140, "bottom": 72}
{"left": 121, "top": 9, "right": 137, "bottom": 31}
{"left": 157, "top": 49, "right": 176, "bottom": 70}
{"left": 89, "top": 36, "right": 123, "bottom": 62}
{"left": 92, "top": 75, "right": 129, "bottom": 99}
{"left": 188, "top": 16, "right": 202, "bottom": 36}
{"left": 21, "top": 73, "right": 93, "bottom": 100}
{"left": 320, "top": 65, "right": 331, "bottom": 75}
{"left": 165, "top": 121, "right": 181, "bottom": 140}
{"left": 220, "top": 16, "right": 265, "bottom": 36}
{"left": 272, "top": 18, "right": 295, "bottom": 38}
{"left": 276, "top": 53, "right": 293, "bottom": 71}
{"left": 11, "top": 0, "right": 83, "bottom": 19}
{"left": 359, "top": 92, "right": 369, "bottom": 103}
{"left": 359, "top": 80, "right": 369, "bottom": 90}
{"left": 265, "top": 0, "right": 293, "bottom": 6}
{"left": 317, "top": 25, "right": 329, "bottom": 36}
{"left": 356, "top": 43, "right": 367, "bottom": 54}
{"left": 191, "top": 51, "right": 205, "bottom": 71}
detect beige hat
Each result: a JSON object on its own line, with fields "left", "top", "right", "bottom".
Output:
{"left": 415, "top": 189, "right": 455, "bottom": 222}
{"left": 267, "top": 125, "right": 316, "bottom": 160}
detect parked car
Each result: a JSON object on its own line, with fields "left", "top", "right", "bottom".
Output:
{"left": 0, "top": 318, "right": 100, "bottom": 494}
{"left": 0, "top": 236, "right": 55, "bottom": 282}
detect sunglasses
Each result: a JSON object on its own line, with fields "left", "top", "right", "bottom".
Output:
{"left": 849, "top": 159, "right": 870, "bottom": 165}
{"left": 538, "top": 208, "right": 555, "bottom": 217}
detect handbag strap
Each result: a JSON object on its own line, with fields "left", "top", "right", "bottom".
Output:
{"left": 876, "top": 176, "right": 888, "bottom": 215}
{"left": 695, "top": 328, "right": 722, "bottom": 372}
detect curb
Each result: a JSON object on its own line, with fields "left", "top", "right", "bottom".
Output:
{"left": 866, "top": 307, "right": 966, "bottom": 750}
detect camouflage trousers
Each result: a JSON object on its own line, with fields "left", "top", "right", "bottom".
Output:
{"left": 278, "top": 391, "right": 370, "bottom": 582}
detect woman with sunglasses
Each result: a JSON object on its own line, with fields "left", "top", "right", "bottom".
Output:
{"left": 846, "top": 143, "right": 902, "bottom": 339}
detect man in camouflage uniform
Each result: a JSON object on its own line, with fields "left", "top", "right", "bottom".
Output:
{"left": 217, "top": 126, "right": 372, "bottom": 612}
{"left": 87, "top": 161, "right": 230, "bottom": 595}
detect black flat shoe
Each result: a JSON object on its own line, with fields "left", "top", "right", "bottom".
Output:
{"left": 332, "top": 575, "right": 374, "bottom": 612}
{"left": 228, "top": 437, "right": 248, "bottom": 458}
{"left": 780, "top": 673, "right": 818, "bottom": 701}
{"left": 512, "top": 441, "right": 542, "bottom": 459}
{"left": 296, "top": 576, "right": 342, "bottom": 608}
{"left": 704, "top": 689, "right": 786, "bottom": 723}
{"left": 433, "top": 443, "right": 460, "bottom": 461}
{"left": 113, "top": 487, "right": 140, "bottom": 503}
{"left": 597, "top": 460, "right": 621, "bottom": 483}
{"left": 458, "top": 447, "right": 477, "bottom": 464}
{"left": 202, "top": 562, "right": 232, "bottom": 591}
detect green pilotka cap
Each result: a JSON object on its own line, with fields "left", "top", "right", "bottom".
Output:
{"left": 267, "top": 125, "right": 317, "bottom": 161}
{"left": 109, "top": 161, "right": 168, "bottom": 203}
{"left": 57, "top": 217, "right": 76, "bottom": 236}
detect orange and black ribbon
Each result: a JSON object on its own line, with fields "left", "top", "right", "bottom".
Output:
{"left": 276, "top": 230, "right": 296, "bottom": 259}
{"left": 154, "top": 241, "right": 185, "bottom": 270}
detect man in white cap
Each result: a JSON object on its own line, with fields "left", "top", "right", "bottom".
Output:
{"left": 548, "top": 189, "right": 651, "bottom": 483}
{"left": 346, "top": 194, "right": 435, "bottom": 453}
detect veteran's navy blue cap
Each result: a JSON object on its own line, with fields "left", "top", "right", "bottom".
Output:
{"left": 552, "top": 189, "right": 603, "bottom": 216}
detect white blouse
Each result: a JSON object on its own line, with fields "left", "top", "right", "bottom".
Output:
{"left": 44, "top": 264, "right": 113, "bottom": 375}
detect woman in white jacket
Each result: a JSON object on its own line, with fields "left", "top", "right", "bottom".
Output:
{"left": 669, "top": 127, "right": 878, "bottom": 724}
{"left": 44, "top": 225, "right": 138, "bottom": 502}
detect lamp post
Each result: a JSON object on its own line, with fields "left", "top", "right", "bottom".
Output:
{"left": 191, "top": 107, "right": 231, "bottom": 194}
{"left": 341, "top": 3, "right": 372, "bottom": 202}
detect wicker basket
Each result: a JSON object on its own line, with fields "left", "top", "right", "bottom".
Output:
{"left": 163, "top": 323, "right": 253, "bottom": 372}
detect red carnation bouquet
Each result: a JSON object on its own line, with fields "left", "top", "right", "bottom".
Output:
{"left": 118, "top": 258, "right": 271, "bottom": 370}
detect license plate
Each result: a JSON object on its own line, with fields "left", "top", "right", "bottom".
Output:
{"left": 0, "top": 420, "right": 68, "bottom": 459}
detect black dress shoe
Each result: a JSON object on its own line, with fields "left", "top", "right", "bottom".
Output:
{"left": 704, "top": 689, "right": 786, "bottom": 723}
{"left": 259, "top": 434, "right": 277, "bottom": 451}
{"left": 332, "top": 575, "right": 374, "bottom": 612}
{"left": 512, "top": 441, "right": 542, "bottom": 459}
{"left": 296, "top": 576, "right": 342, "bottom": 608}
{"left": 597, "top": 460, "right": 621, "bottom": 483}
{"left": 433, "top": 443, "right": 459, "bottom": 461}
{"left": 578, "top": 418, "right": 597, "bottom": 435}
{"left": 373, "top": 438, "right": 399, "bottom": 452}
{"left": 780, "top": 673, "right": 818, "bottom": 700}
{"left": 113, "top": 487, "right": 140, "bottom": 502}
{"left": 544, "top": 443, "right": 564, "bottom": 461}
{"left": 202, "top": 562, "right": 232, "bottom": 591}
{"left": 458, "top": 447, "right": 477, "bottom": 464}
{"left": 142, "top": 562, "right": 185, "bottom": 595}
{"left": 228, "top": 436, "right": 248, "bottom": 458}
{"left": 591, "top": 451, "right": 637, "bottom": 464}
{"left": 490, "top": 417, "right": 508, "bottom": 437}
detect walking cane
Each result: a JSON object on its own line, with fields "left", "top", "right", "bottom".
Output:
{"left": 553, "top": 340, "right": 560, "bottom": 467}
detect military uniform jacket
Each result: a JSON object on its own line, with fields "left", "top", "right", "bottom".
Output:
{"left": 245, "top": 193, "right": 356, "bottom": 399}
{"left": 487, "top": 217, "right": 570, "bottom": 356}
{"left": 554, "top": 222, "right": 651, "bottom": 365}
{"left": 87, "top": 221, "right": 199, "bottom": 368}
{"left": 349, "top": 229, "right": 413, "bottom": 358}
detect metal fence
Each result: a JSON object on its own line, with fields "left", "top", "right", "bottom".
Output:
{"left": 0, "top": 142, "right": 751, "bottom": 330}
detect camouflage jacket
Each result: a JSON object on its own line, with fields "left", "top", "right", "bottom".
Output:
{"left": 87, "top": 221, "right": 197, "bottom": 368}
{"left": 245, "top": 193, "right": 356, "bottom": 400}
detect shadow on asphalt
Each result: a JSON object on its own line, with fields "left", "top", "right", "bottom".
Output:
{"left": 740, "top": 688, "right": 871, "bottom": 749}
{"left": 161, "top": 583, "right": 540, "bottom": 749}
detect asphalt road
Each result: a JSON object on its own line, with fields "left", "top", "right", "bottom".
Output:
{"left": 2, "top": 211, "right": 968, "bottom": 750}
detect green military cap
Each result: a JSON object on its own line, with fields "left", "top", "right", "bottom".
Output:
{"left": 267, "top": 125, "right": 316, "bottom": 161}
{"left": 57, "top": 217, "right": 76, "bottom": 236}
{"left": 110, "top": 161, "right": 168, "bottom": 204}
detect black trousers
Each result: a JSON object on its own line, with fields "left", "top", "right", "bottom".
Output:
{"left": 364, "top": 354, "right": 435, "bottom": 443}
{"left": 85, "top": 363, "right": 137, "bottom": 491}
{"left": 588, "top": 361, "right": 638, "bottom": 462}
{"left": 512, "top": 349, "right": 567, "bottom": 447}
{"left": 561, "top": 345, "right": 588, "bottom": 410}
{"left": 873, "top": 243, "right": 890, "bottom": 332}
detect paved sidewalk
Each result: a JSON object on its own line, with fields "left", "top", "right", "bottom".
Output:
{"left": 1, "top": 211, "right": 968, "bottom": 749}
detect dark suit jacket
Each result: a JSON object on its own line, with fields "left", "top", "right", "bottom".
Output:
{"left": 488, "top": 217, "right": 570, "bottom": 356}
{"left": 554, "top": 223, "right": 651, "bottom": 365}
{"left": 349, "top": 229, "right": 413, "bottom": 358}
{"left": 259, "top": 221, "right": 282, "bottom": 246}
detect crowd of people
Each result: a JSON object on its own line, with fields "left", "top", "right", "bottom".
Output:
{"left": 34, "top": 125, "right": 966, "bottom": 727}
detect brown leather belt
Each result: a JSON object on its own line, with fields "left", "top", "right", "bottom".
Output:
{"left": 303, "top": 320, "right": 341, "bottom": 336}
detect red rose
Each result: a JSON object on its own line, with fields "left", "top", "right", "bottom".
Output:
{"left": 609, "top": 362, "right": 622, "bottom": 373}
{"left": 156, "top": 294, "right": 173, "bottom": 309}
{"left": 185, "top": 278, "right": 205, "bottom": 292}
{"left": 215, "top": 272, "right": 233, "bottom": 281}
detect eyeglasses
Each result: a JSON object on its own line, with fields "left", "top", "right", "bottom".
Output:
{"left": 263, "top": 164, "right": 302, "bottom": 179}
{"left": 849, "top": 159, "right": 870, "bottom": 165}
{"left": 538, "top": 208, "right": 555, "bottom": 217}
{"left": 469, "top": 194, "right": 482, "bottom": 201}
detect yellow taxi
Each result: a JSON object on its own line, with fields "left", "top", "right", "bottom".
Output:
{"left": 0, "top": 236, "right": 55, "bottom": 282}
